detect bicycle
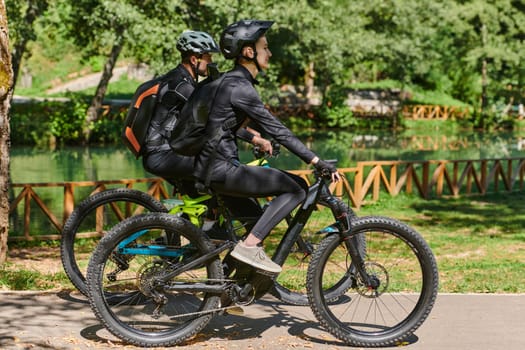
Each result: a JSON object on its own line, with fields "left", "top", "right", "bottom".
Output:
{"left": 85, "top": 164, "right": 438, "bottom": 347}
{"left": 60, "top": 145, "right": 355, "bottom": 306}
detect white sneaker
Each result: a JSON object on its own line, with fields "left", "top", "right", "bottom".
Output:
{"left": 230, "top": 242, "right": 282, "bottom": 274}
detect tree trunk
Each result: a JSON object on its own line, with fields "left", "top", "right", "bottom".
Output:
{"left": 0, "top": 0, "right": 14, "bottom": 264}
{"left": 10, "top": 0, "right": 48, "bottom": 96}
{"left": 82, "top": 33, "right": 124, "bottom": 143}
{"left": 480, "top": 23, "right": 488, "bottom": 129}
{"left": 304, "top": 61, "right": 315, "bottom": 104}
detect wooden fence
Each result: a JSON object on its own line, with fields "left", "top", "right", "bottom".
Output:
{"left": 8, "top": 157, "right": 525, "bottom": 241}
{"left": 402, "top": 105, "right": 470, "bottom": 120}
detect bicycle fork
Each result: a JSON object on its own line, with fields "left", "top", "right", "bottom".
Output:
{"left": 341, "top": 230, "right": 381, "bottom": 294}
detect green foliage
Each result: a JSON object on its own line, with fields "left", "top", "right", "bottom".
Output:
{"left": 90, "top": 107, "right": 127, "bottom": 144}
{"left": 47, "top": 95, "right": 88, "bottom": 143}
{"left": 9, "top": 0, "right": 525, "bottom": 144}
{"left": 10, "top": 95, "right": 127, "bottom": 146}
{"left": 318, "top": 86, "right": 357, "bottom": 128}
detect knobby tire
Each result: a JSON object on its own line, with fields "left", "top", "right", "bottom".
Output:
{"left": 60, "top": 188, "right": 167, "bottom": 296}
{"left": 306, "top": 216, "right": 438, "bottom": 347}
{"left": 86, "top": 213, "right": 223, "bottom": 347}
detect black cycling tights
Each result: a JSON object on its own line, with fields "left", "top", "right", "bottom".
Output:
{"left": 211, "top": 164, "right": 308, "bottom": 241}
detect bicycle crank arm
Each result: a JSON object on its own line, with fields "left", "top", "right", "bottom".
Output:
{"left": 164, "top": 282, "right": 227, "bottom": 294}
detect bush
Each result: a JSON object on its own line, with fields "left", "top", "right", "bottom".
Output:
{"left": 10, "top": 96, "right": 126, "bottom": 146}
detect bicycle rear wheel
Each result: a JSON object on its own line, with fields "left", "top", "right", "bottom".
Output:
{"left": 307, "top": 216, "right": 438, "bottom": 347}
{"left": 87, "top": 213, "right": 223, "bottom": 347}
{"left": 60, "top": 188, "right": 167, "bottom": 296}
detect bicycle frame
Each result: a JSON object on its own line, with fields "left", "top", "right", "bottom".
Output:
{"left": 158, "top": 156, "right": 269, "bottom": 227}
{"left": 163, "top": 194, "right": 212, "bottom": 226}
{"left": 120, "top": 170, "right": 351, "bottom": 296}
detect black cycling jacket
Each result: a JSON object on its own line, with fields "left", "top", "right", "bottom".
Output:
{"left": 194, "top": 65, "right": 316, "bottom": 181}
{"left": 144, "top": 64, "right": 194, "bottom": 151}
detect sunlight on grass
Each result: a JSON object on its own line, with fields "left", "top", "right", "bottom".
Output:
{"left": 2, "top": 192, "right": 524, "bottom": 293}
{"left": 357, "top": 192, "right": 525, "bottom": 293}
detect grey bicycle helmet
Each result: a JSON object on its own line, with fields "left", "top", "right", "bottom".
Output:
{"left": 220, "top": 20, "right": 274, "bottom": 59}
{"left": 176, "top": 30, "right": 220, "bottom": 54}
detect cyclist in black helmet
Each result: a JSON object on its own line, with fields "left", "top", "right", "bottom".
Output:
{"left": 193, "top": 20, "right": 341, "bottom": 273}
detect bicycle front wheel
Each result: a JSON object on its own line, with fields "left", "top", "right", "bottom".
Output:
{"left": 86, "top": 213, "right": 223, "bottom": 347}
{"left": 60, "top": 188, "right": 167, "bottom": 296}
{"left": 307, "top": 216, "right": 438, "bottom": 347}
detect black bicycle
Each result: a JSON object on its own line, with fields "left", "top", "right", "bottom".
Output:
{"left": 86, "top": 165, "right": 438, "bottom": 347}
{"left": 61, "top": 145, "right": 355, "bottom": 306}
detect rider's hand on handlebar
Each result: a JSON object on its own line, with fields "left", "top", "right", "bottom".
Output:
{"left": 252, "top": 135, "right": 273, "bottom": 156}
{"left": 313, "top": 158, "right": 341, "bottom": 183}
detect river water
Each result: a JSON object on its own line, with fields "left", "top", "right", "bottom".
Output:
{"left": 10, "top": 129, "right": 525, "bottom": 184}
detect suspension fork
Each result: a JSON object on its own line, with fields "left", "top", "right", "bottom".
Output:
{"left": 341, "top": 231, "right": 378, "bottom": 289}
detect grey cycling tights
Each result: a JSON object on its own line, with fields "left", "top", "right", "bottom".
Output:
{"left": 211, "top": 163, "right": 308, "bottom": 241}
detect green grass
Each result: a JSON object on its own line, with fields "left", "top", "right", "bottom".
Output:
{"left": 1, "top": 192, "right": 524, "bottom": 293}
{"left": 357, "top": 192, "right": 525, "bottom": 293}
{"left": 0, "top": 267, "right": 71, "bottom": 290}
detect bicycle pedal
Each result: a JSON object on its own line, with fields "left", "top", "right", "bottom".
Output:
{"left": 224, "top": 306, "right": 244, "bottom": 316}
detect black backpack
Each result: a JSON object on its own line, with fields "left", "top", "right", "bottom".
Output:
{"left": 169, "top": 72, "right": 235, "bottom": 156}
{"left": 122, "top": 75, "right": 169, "bottom": 158}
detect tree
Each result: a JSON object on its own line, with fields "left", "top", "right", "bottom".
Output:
{"left": 0, "top": 0, "right": 13, "bottom": 264}
{"left": 58, "top": 0, "right": 192, "bottom": 142}
{"left": 443, "top": 0, "right": 525, "bottom": 126}
{"left": 5, "top": 0, "right": 48, "bottom": 101}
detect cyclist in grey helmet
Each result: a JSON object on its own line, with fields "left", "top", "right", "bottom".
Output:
{"left": 192, "top": 20, "right": 341, "bottom": 273}
{"left": 142, "top": 30, "right": 219, "bottom": 192}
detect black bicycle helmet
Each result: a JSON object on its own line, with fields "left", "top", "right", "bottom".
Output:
{"left": 176, "top": 30, "right": 220, "bottom": 55}
{"left": 220, "top": 20, "right": 274, "bottom": 59}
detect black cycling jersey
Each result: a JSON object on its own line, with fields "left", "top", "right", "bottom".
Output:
{"left": 193, "top": 64, "right": 318, "bottom": 240}
{"left": 194, "top": 65, "right": 316, "bottom": 180}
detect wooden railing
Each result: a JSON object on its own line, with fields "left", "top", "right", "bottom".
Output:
{"left": 9, "top": 157, "right": 525, "bottom": 241}
{"left": 104, "top": 102, "right": 471, "bottom": 121}
{"left": 402, "top": 105, "right": 470, "bottom": 120}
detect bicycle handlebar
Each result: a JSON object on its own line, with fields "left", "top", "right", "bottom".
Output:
{"left": 252, "top": 140, "right": 281, "bottom": 159}
{"left": 314, "top": 159, "right": 339, "bottom": 181}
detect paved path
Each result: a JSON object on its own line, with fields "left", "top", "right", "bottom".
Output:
{"left": 0, "top": 291, "right": 523, "bottom": 350}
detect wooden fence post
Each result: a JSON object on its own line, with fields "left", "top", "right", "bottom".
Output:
{"left": 63, "top": 183, "right": 74, "bottom": 224}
